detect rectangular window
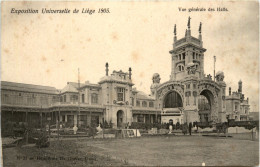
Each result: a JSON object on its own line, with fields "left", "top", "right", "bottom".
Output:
{"left": 149, "top": 102, "right": 154, "bottom": 108}
{"left": 70, "top": 95, "right": 78, "bottom": 102}
{"left": 142, "top": 101, "right": 147, "bottom": 107}
{"left": 137, "top": 115, "right": 144, "bottom": 123}
{"left": 182, "top": 53, "right": 185, "bottom": 60}
{"left": 64, "top": 95, "right": 66, "bottom": 102}
{"left": 187, "top": 84, "right": 190, "bottom": 89}
{"left": 117, "top": 88, "right": 125, "bottom": 101}
{"left": 234, "top": 102, "right": 239, "bottom": 111}
{"left": 132, "top": 97, "right": 134, "bottom": 106}
{"left": 91, "top": 94, "right": 98, "bottom": 104}
{"left": 82, "top": 94, "right": 85, "bottom": 103}
{"left": 136, "top": 100, "right": 140, "bottom": 107}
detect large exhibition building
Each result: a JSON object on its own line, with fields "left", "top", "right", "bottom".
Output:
{"left": 1, "top": 18, "right": 250, "bottom": 129}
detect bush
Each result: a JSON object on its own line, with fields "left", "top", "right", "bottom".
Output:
{"left": 36, "top": 133, "right": 50, "bottom": 148}
{"left": 176, "top": 122, "right": 180, "bottom": 130}
{"left": 129, "top": 122, "right": 167, "bottom": 130}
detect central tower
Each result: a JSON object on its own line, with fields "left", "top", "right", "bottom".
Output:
{"left": 169, "top": 17, "right": 206, "bottom": 81}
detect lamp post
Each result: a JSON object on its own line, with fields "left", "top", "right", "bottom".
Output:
{"left": 78, "top": 68, "right": 81, "bottom": 128}
{"left": 102, "top": 109, "right": 105, "bottom": 139}
{"left": 41, "top": 105, "right": 43, "bottom": 129}
{"left": 57, "top": 106, "right": 60, "bottom": 141}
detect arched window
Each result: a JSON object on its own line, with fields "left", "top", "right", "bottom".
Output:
{"left": 177, "top": 64, "right": 184, "bottom": 72}
{"left": 198, "top": 95, "right": 210, "bottom": 111}
{"left": 164, "top": 91, "right": 183, "bottom": 108}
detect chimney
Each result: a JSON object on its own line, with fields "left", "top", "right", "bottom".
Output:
{"left": 105, "top": 62, "right": 109, "bottom": 76}
{"left": 238, "top": 80, "right": 242, "bottom": 93}
{"left": 129, "top": 67, "right": 132, "bottom": 79}
{"left": 229, "top": 87, "right": 231, "bottom": 95}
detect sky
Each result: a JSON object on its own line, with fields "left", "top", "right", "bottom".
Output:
{"left": 1, "top": 1, "right": 259, "bottom": 112}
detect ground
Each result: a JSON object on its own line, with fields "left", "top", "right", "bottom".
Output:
{"left": 2, "top": 135, "right": 259, "bottom": 166}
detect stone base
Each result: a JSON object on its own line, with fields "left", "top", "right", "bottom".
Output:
{"left": 183, "top": 110, "right": 199, "bottom": 124}
{"left": 218, "top": 112, "right": 227, "bottom": 123}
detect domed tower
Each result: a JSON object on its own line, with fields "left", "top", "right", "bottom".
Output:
{"left": 169, "top": 17, "right": 206, "bottom": 81}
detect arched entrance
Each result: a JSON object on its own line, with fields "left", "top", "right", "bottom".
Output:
{"left": 117, "top": 110, "right": 124, "bottom": 128}
{"left": 163, "top": 91, "right": 183, "bottom": 108}
{"left": 198, "top": 89, "right": 214, "bottom": 123}
{"left": 161, "top": 91, "right": 183, "bottom": 124}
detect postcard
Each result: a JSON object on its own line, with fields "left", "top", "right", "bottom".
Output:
{"left": 1, "top": 1, "right": 259, "bottom": 166}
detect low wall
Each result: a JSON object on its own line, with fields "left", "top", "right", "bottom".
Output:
{"left": 228, "top": 132, "right": 258, "bottom": 140}
{"left": 227, "top": 127, "right": 257, "bottom": 133}
{"left": 197, "top": 127, "right": 214, "bottom": 133}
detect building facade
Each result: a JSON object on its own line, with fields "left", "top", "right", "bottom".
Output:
{"left": 1, "top": 18, "right": 251, "bottom": 129}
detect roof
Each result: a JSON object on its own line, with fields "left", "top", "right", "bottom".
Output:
{"left": 61, "top": 82, "right": 101, "bottom": 93}
{"left": 61, "top": 83, "right": 78, "bottom": 93}
{"left": 136, "top": 91, "right": 154, "bottom": 100}
{"left": 60, "top": 82, "right": 84, "bottom": 93}
{"left": 1, "top": 81, "right": 59, "bottom": 94}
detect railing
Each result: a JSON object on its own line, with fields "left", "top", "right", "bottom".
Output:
{"left": 175, "top": 38, "right": 186, "bottom": 46}
{"left": 1, "top": 98, "right": 102, "bottom": 108}
{"left": 50, "top": 102, "right": 103, "bottom": 108}
{"left": 191, "top": 37, "right": 201, "bottom": 45}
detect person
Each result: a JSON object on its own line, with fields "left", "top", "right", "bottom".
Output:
{"left": 169, "top": 124, "right": 173, "bottom": 134}
{"left": 73, "top": 125, "right": 78, "bottom": 135}
{"left": 182, "top": 123, "right": 188, "bottom": 135}
{"left": 96, "top": 124, "right": 102, "bottom": 134}
{"left": 189, "top": 122, "right": 192, "bottom": 135}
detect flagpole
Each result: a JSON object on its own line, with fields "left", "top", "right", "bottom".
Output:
{"left": 78, "top": 68, "right": 80, "bottom": 127}
{"left": 214, "top": 56, "right": 216, "bottom": 81}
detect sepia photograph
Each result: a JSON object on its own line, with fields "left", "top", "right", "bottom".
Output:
{"left": 1, "top": 1, "right": 259, "bottom": 166}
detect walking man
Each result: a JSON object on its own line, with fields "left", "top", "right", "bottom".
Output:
{"left": 189, "top": 122, "right": 192, "bottom": 135}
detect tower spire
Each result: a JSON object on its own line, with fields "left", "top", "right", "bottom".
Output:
{"left": 187, "top": 16, "right": 191, "bottom": 29}
{"left": 174, "top": 24, "right": 176, "bottom": 36}
{"left": 198, "top": 22, "right": 202, "bottom": 43}
{"left": 187, "top": 17, "right": 191, "bottom": 37}
{"left": 105, "top": 62, "right": 109, "bottom": 76}
{"left": 199, "top": 22, "right": 202, "bottom": 34}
